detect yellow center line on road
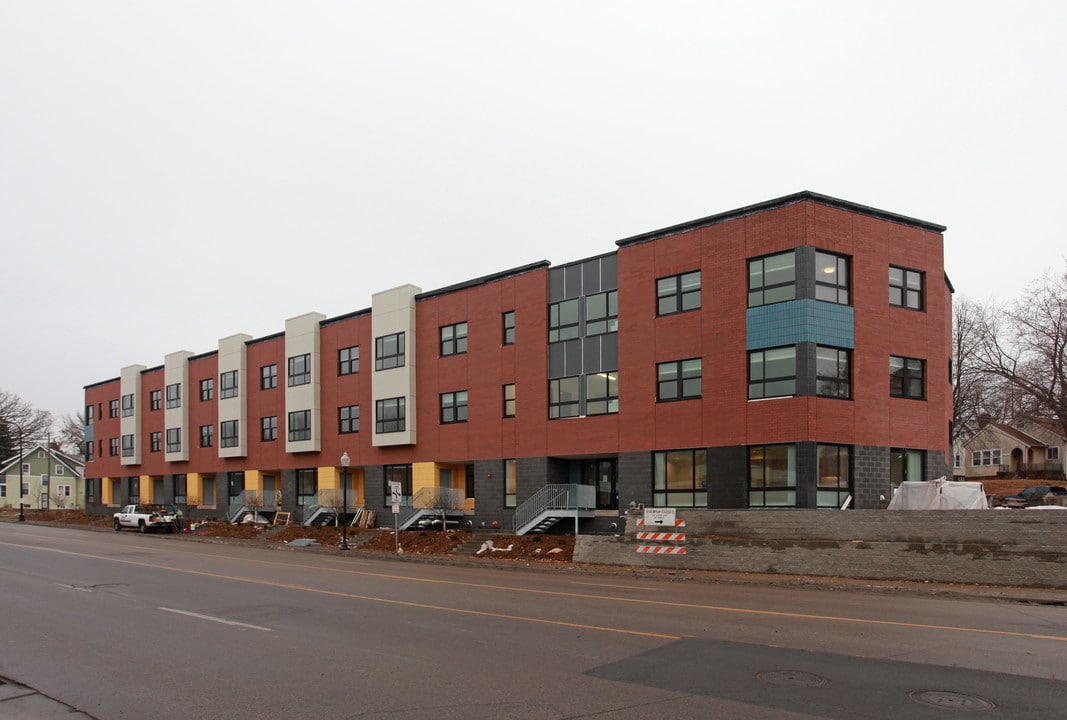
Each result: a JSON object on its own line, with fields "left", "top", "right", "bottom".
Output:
{"left": 5, "top": 537, "right": 1066, "bottom": 644}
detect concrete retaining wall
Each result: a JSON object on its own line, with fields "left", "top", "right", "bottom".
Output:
{"left": 573, "top": 509, "right": 1067, "bottom": 588}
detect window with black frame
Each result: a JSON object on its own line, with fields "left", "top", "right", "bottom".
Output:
{"left": 817, "top": 445, "right": 851, "bottom": 508}
{"left": 816, "top": 346, "right": 851, "bottom": 398}
{"left": 653, "top": 449, "right": 707, "bottom": 508}
{"left": 656, "top": 271, "right": 701, "bottom": 315}
{"left": 748, "top": 251, "right": 796, "bottom": 307}
{"left": 288, "top": 354, "right": 311, "bottom": 386}
{"left": 220, "top": 370, "right": 238, "bottom": 399}
{"left": 748, "top": 444, "right": 797, "bottom": 507}
{"left": 375, "top": 333, "right": 405, "bottom": 370}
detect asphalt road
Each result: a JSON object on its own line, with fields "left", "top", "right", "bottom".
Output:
{"left": 1, "top": 523, "right": 1065, "bottom": 719}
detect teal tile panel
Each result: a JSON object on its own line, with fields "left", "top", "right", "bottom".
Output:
{"left": 746, "top": 299, "right": 854, "bottom": 349}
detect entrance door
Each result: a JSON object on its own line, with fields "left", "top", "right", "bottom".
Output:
{"left": 262, "top": 475, "right": 277, "bottom": 507}
{"left": 583, "top": 459, "right": 617, "bottom": 510}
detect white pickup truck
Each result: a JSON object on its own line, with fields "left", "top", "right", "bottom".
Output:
{"left": 113, "top": 504, "right": 176, "bottom": 533}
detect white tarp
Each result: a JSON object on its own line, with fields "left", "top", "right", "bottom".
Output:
{"left": 887, "top": 478, "right": 989, "bottom": 510}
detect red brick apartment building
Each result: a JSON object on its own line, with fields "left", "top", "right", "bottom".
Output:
{"left": 82, "top": 191, "right": 952, "bottom": 532}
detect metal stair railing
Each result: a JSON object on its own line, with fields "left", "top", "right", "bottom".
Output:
{"left": 412, "top": 486, "right": 466, "bottom": 511}
{"left": 512, "top": 484, "right": 595, "bottom": 534}
{"left": 227, "top": 489, "right": 281, "bottom": 523}
{"left": 303, "top": 489, "right": 342, "bottom": 525}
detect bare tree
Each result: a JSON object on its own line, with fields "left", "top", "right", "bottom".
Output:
{"left": 55, "top": 412, "right": 85, "bottom": 457}
{"left": 953, "top": 296, "right": 993, "bottom": 443}
{"left": 0, "top": 389, "right": 52, "bottom": 459}
{"left": 974, "top": 268, "right": 1067, "bottom": 437}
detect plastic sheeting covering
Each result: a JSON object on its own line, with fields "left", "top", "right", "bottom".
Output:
{"left": 887, "top": 478, "right": 989, "bottom": 510}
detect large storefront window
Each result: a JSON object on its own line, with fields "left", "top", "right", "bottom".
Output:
{"left": 749, "top": 444, "right": 796, "bottom": 507}
{"left": 653, "top": 449, "right": 707, "bottom": 508}
{"left": 817, "top": 445, "right": 851, "bottom": 509}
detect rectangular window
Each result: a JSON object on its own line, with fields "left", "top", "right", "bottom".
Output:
{"left": 288, "top": 354, "right": 311, "bottom": 386}
{"left": 548, "top": 376, "right": 580, "bottom": 419}
{"left": 174, "top": 474, "right": 187, "bottom": 505}
{"left": 150, "top": 432, "right": 161, "bottom": 453}
{"left": 200, "top": 378, "right": 214, "bottom": 401}
{"left": 219, "top": 371, "right": 237, "bottom": 399}
{"left": 440, "top": 322, "right": 468, "bottom": 356}
{"left": 150, "top": 390, "right": 161, "bottom": 411}
{"left": 440, "top": 391, "right": 468, "bottom": 424}
{"left": 503, "top": 384, "right": 516, "bottom": 417}
{"left": 121, "top": 434, "right": 134, "bottom": 457}
{"left": 502, "top": 311, "right": 515, "bottom": 345}
{"left": 296, "top": 468, "right": 317, "bottom": 506}
{"left": 165, "top": 383, "right": 181, "bottom": 409}
{"left": 653, "top": 449, "right": 708, "bottom": 508}
{"left": 261, "top": 364, "right": 277, "bottom": 390}
{"left": 375, "top": 397, "right": 405, "bottom": 433}
{"left": 748, "top": 251, "right": 796, "bottom": 307}
{"left": 339, "top": 405, "right": 359, "bottom": 434}
{"left": 288, "top": 410, "right": 311, "bottom": 441}
{"left": 816, "top": 346, "right": 851, "bottom": 399}
{"left": 657, "top": 359, "right": 702, "bottom": 401}
{"left": 749, "top": 444, "right": 797, "bottom": 507}
{"left": 54, "top": 464, "right": 64, "bottom": 476}
{"left": 339, "top": 346, "right": 359, "bottom": 375}
{"left": 121, "top": 394, "right": 134, "bottom": 417}
{"left": 891, "top": 448, "right": 925, "bottom": 487}
{"left": 953, "top": 452, "right": 963, "bottom": 469}
{"left": 109, "top": 399, "right": 119, "bottom": 418}
{"left": 165, "top": 428, "right": 181, "bottom": 453}
{"left": 200, "top": 424, "right": 213, "bottom": 448}
{"left": 1048, "top": 447, "right": 1061, "bottom": 461}
{"left": 971, "top": 449, "right": 1002, "bottom": 467}
{"left": 749, "top": 347, "right": 797, "bottom": 399}
{"left": 585, "top": 372, "right": 619, "bottom": 415}
{"left": 548, "top": 299, "right": 579, "bottom": 343}
{"left": 657, "top": 271, "right": 701, "bottom": 315}
{"left": 585, "top": 290, "right": 618, "bottom": 335}
{"left": 889, "top": 266, "right": 924, "bottom": 310}
{"left": 383, "top": 464, "right": 412, "bottom": 503}
{"left": 86, "top": 404, "right": 94, "bottom": 424}
{"left": 815, "top": 251, "right": 850, "bottom": 304}
{"left": 85, "top": 442, "right": 94, "bottom": 461}
{"left": 261, "top": 416, "right": 277, "bottom": 441}
{"left": 109, "top": 438, "right": 118, "bottom": 456}
{"left": 504, "top": 459, "right": 517, "bottom": 508}
{"left": 817, "top": 445, "right": 851, "bottom": 508}
{"left": 890, "top": 355, "right": 925, "bottom": 399}
{"left": 375, "top": 332, "right": 405, "bottom": 370}
{"left": 220, "top": 420, "right": 238, "bottom": 448}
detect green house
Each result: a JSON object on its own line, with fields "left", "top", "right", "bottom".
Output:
{"left": 1, "top": 444, "right": 85, "bottom": 511}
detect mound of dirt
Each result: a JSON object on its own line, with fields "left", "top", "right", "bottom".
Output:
{"left": 358, "top": 529, "right": 468, "bottom": 555}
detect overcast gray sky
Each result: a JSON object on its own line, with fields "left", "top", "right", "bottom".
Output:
{"left": 2, "top": 1, "right": 1064, "bottom": 421}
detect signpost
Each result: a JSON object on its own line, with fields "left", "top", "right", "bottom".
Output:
{"left": 389, "top": 481, "right": 402, "bottom": 554}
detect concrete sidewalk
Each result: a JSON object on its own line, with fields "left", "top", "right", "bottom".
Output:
{"left": 0, "top": 675, "right": 97, "bottom": 719}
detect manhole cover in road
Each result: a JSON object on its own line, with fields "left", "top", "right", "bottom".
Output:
{"left": 756, "top": 670, "right": 828, "bottom": 687}
{"left": 908, "top": 690, "right": 996, "bottom": 711}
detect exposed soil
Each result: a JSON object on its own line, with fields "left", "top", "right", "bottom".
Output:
{"left": 183, "top": 521, "right": 576, "bottom": 561}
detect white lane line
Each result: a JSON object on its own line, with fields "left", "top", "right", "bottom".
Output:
{"left": 159, "top": 607, "right": 273, "bottom": 632}
{"left": 571, "top": 582, "right": 653, "bottom": 591}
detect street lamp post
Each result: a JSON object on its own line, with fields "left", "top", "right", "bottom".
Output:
{"left": 340, "top": 452, "right": 350, "bottom": 551}
{"left": 17, "top": 425, "right": 25, "bottom": 521}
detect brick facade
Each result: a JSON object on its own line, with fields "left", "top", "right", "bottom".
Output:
{"left": 83, "top": 192, "right": 951, "bottom": 525}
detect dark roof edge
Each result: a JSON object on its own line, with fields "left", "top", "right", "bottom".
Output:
{"left": 615, "top": 191, "right": 947, "bottom": 248}
{"left": 321, "top": 308, "right": 371, "bottom": 328}
{"left": 84, "top": 377, "right": 120, "bottom": 391}
{"left": 416, "top": 260, "right": 550, "bottom": 302}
